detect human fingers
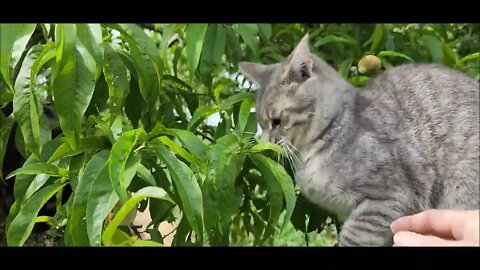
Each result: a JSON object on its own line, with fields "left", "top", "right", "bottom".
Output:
{"left": 390, "top": 209, "right": 469, "bottom": 240}
{"left": 392, "top": 231, "right": 472, "bottom": 246}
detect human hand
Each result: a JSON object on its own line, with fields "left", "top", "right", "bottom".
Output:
{"left": 390, "top": 209, "right": 479, "bottom": 246}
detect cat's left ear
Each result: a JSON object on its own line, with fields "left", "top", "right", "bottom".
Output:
{"left": 239, "top": 62, "right": 269, "bottom": 86}
{"left": 285, "top": 34, "right": 313, "bottom": 81}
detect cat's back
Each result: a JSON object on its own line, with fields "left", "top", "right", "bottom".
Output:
{"left": 359, "top": 62, "right": 479, "bottom": 134}
{"left": 355, "top": 62, "right": 479, "bottom": 209}
{"left": 366, "top": 63, "right": 479, "bottom": 111}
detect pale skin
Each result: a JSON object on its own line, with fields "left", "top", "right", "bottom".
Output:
{"left": 390, "top": 209, "right": 480, "bottom": 246}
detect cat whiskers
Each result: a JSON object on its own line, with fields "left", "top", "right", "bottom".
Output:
{"left": 278, "top": 139, "right": 303, "bottom": 176}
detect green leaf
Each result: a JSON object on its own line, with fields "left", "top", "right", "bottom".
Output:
{"left": 85, "top": 151, "right": 141, "bottom": 246}
{"left": 214, "top": 114, "right": 229, "bottom": 140}
{"left": 148, "top": 143, "right": 204, "bottom": 243}
{"left": 421, "top": 35, "right": 444, "bottom": 63}
{"left": 162, "top": 74, "right": 194, "bottom": 92}
{"left": 47, "top": 136, "right": 109, "bottom": 163}
{"left": 377, "top": 51, "right": 413, "bottom": 62}
{"left": 35, "top": 216, "right": 59, "bottom": 228}
{"left": 313, "top": 35, "right": 357, "bottom": 48}
{"left": 14, "top": 125, "right": 26, "bottom": 159}
{"left": 13, "top": 44, "right": 44, "bottom": 157}
{"left": 111, "top": 24, "right": 162, "bottom": 65}
{"left": 216, "top": 154, "right": 245, "bottom": 231}
{"left": 131, "top": 240, "right": 163, "bottom": 247}
{"left": 85, "top": 74, "right": 109, "bottom": 117}
{"left": 23, "top": 174, "right": 50, "bottom": 204}
{"left": 173, "top": 45, "right": 183, "bottom": 77}
{"left": 159, "top": 24, "right": 176, "bottom": 56}
{"left": 63, "top": 196, "right": 75, "bottom": 246}
{"left": 86, "top": 159, "right": 118, "bottom": 246}
{"left": 442, "top": 44, "right": 458, "bottom": 67}
{"left": 68, "top": 152, "right": 86, "bottom": 192}
{"left": 124, "top": 77, "right": 145, "bottom": 128}
{"left": 67, "top": 151, "right": 110, "bottom": 246}
{"left": 348, "top": 76, "right": 370, "bottom": 87}
{"left": 225, "top": 26, "right": 242, "bottom": 65}
{"left": 0, "top": 114, "right": 15, "bottom": 179}
{"left": 149, "top": 197, "right": 174, "bottom": 226}
{"left": 307, "top": 207, "right": 329, "bottom": 233}
{"left": 39, "top": 114, "right": 51, "bottom": 147}
{"left": 370, "top": 24, "right": 385, "bottom": 54}
{"left": 53, "top": 24, "right": 97, "bottom": 149}
{"left": 109, "top": 128, "right": 146, "bottom": 203}
{"left": 201, "top": 24, "right": 226, "bottom": 68}
{"left": 39, "top": 138, "right": 65, "bottom": 163}
{"left": 103, "top": 43, "right": 129, "bottom": 116}
{"left": 136, "top": 164, "right": 156, "bottom": 186}
{"left": 236, "top": 24, "right": 259, "bottom": 58}
{"left": 10, "top": 156, "right": 40, "bottom": 210}
{"left": 290, "top": 194, "right": 309, "bottom": 232}
{"left": 187, "top": 105, "right": 219, "bottom": 132}
{"left": 250, "top": 156, "right": 283, "bottom": 242}
{"left": 456, "top": 52, "right": 479, "bottom": 67}
{"left": 251, "top": 154, "right": 296, "bottom": 230}
{"left": 76, "top": 24, "right": 104, "bottom": 80}
{"left": 108, "top": 228, "right": 133, "bottom": 246}
{"left": 0, "top": 24, "right": 36, "bottom": 91}
{"left": 203, "top": 134, "right": 240, "bottom": 243}
{"left": 126, "top": 38, "right": 159, "bottom": 107}
{"left": 102, "top": 186, "right": 173, "bottom": 245}
{"left": 7, "top": 182, "right": 66, "bottom": 246}
{"left": 0, "top": 90, "right": 13, "bottom": 104}
{"left": 237, "top": 97, "right": 254, "bottom": 135}
{"left": 186, "top": 24, "right": 208, "bottom": 75}
{"left": 258, "top": 24, "right": 272, "bottom": 40}
{"left": 338, "top": 58, "right": 354, "bottom": 78}
{"left": 221, "top": 92, "right": 256, "bottom": 109}
{"left": 32, "top": 41, "right": 56, "bottom": 77}
{"left": 172, "top": 215, "right": 191, "bottom": 246}
{"left": 156, "top": 136, "right": 203, "bottom": 169}
{"left": 248, "top": 141, "right": 284, "bottom": 155}
{"left": 151, "top": 125, "right": 207, "bottom": 159}
{"left": 7, "top": 162, "right": 68, "bottom": 179}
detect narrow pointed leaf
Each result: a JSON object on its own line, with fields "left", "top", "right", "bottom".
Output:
{"left": 53, "top": 24, "right": 98, "bottom": 149}
{"left": 251, "top": 154, "right": 296, "bottom": 230}
{"left": 186, "top": 24, "right": 208, "bottom": 75}
{"left": 148, "top": 142, "right": 204, "bottom": 242}
{"left": 7, "top": 163, "right": 68, "bottom": 179}
{"left": 0, "top": 24, "right": 36, "bottom": 90}
{"left": 13, "top": 44, "right": 44, "bottom": 157}
{"left": 102, "top": 186, "right": 173, "bottom": 245}
{"left": 7, "top": 182, "right": 66, "bottom": 246}
{"left": 109, "top": 128, "right": 145, "bottom": 203}
{"left": 67, "top": 151, "right": 110, "bottom": 246}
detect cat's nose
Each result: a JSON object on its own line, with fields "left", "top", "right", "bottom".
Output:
{"left": 272, "top": 118, "right": 281, "bottom": 128}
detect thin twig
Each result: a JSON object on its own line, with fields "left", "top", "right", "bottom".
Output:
{"left": 163, "top": 225, "right": 177, "bottom": 238}
{"left": 130, "top": 225, "right": 143, "bottom": 240}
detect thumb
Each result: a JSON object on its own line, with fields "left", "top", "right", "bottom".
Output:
{"left": 393, "top": 231, "right": 467, "bottom": 246}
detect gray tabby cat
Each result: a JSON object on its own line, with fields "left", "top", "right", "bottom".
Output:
{"left": 239, "top": 34, "right": 480, "bottom": 246}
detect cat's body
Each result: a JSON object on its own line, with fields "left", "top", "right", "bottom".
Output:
{"left": 239, "top": 35, "right": 479, "bottom": 246}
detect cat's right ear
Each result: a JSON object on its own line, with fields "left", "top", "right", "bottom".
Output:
{"left": 239, "top": 62, "right": 268, "bottom": 86}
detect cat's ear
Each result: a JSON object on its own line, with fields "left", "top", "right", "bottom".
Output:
{"left": 239, "top": 62, "right": 268, "bottom": 86}
{"left": 285, "top": 34, "right": 313, "bottom": 82}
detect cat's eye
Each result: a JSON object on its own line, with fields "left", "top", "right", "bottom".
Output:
{"left": 272, "top": 118, "right": 281, "bottom": 128}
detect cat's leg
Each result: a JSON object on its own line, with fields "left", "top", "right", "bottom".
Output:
{"left": 338, "top": 200, "right": 406, "bottom": 246}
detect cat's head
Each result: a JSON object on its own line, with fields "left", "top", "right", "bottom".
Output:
{"left": 239, "top": 34, "right": 346, "bottom": 150}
